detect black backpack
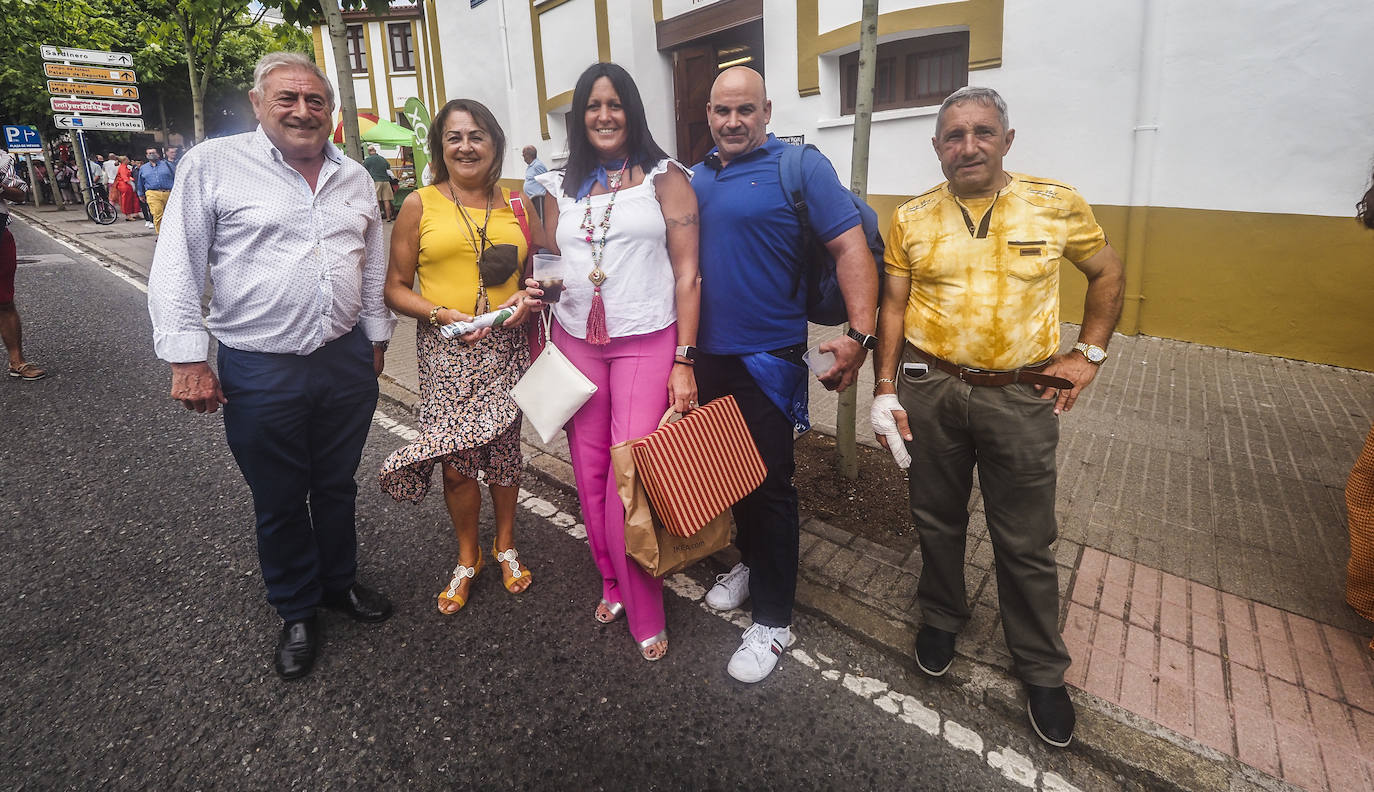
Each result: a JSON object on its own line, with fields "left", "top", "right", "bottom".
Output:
{"left": 779, "top": 143, "right": 885, "bottom": 325}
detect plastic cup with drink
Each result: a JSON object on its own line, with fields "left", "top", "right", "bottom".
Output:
{"left": 532, "top": 253, "right": 565, "bottom": 304}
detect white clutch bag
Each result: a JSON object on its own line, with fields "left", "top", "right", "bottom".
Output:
{"left": 512, "top": 310, "right": 597, "bottom": 443}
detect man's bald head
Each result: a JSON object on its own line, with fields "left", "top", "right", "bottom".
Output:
{"left": 707, "top": 66, "right": 772, "bottom": 165}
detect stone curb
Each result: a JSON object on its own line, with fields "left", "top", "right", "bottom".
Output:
{"left": 17, "top": 203, "right": 1286, "bottom": 792}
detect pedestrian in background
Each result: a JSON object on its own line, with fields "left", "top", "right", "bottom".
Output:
{"left": 362, "top": 144, "right": 395, "bottom": 222}
{"left": 54, "top": 158, "right": 76, "bottom": 205}
{"left": 521, "top": 144, "right": 548, "bottom": 223}
{"left": 147, "top": 51, "right": 396, "bottom": 681}
{"left": 136, "top": 146, "right": 174, "bottom": 233}
{"left": 1, "top": 150, "right": 47, "bottom": 381}
{"left": 113, "top": 156, "right": 140, "bottom": 221}
{"left": 378, "top": 98, "right": 536, "bottom": 614}
{"left": 692, "top": 66, "right": 877, "bottom": 682}
{"left": 102, "top": 152, "right": 119, "bottom": 187}
{"left": 164, "top": 145, "right": 181, "bottom": 173}
{"left": 1347, "top": 170, "right": 1374, "bottom": 656}
{"left": 872, "top": 86, "right": 1125, "bottom": 747}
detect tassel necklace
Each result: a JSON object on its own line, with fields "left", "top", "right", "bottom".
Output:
{"left": 578, "top": 158, "right": 628, "bottom": 345}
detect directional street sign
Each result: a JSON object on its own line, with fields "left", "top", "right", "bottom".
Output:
{"left": 53, "top": 115, "right": 146, "bottom": 132}
{"left": 41, "top": 45, "right": 133, "bottom": 67}
{"left": 3, "top": 125, "right": 44, "bottom": 153}
{"left": 43, "top": 63, "right": 137, "bottom": 84}
{"left": 50, "top": 97, "right": 141, "bottom": 116}
{"left": 47, "top": 80, "right": 139, "bottom": 100}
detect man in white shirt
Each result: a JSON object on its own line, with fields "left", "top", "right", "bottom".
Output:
{"left": 521, "top": 145, "right": 548, "bottom": 222}
{"left": 147, "top": 52, "right": 397, "bottom": 681}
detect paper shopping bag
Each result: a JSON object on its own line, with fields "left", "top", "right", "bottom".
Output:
{"left": 613, "top": 435, "right": 731, "bottom": 578}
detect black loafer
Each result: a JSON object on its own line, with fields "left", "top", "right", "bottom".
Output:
{"left": 1026, "top": 684, "right": 1076, "bottom": 747}
{"left": 274, "top": 615, "right": 320, "bottom": 680}
{"left": 914, "top": 625, "right": 957, "bottom": 677}
{"left": 322, "top": 583, "right": 393, "bottom": 623}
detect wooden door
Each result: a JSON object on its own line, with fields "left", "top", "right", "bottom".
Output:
{"left": 673, "top": 44, "right": 715, "bottom": 166}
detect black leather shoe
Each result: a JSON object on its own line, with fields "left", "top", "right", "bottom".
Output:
{"left": 274, "top": 615, "right": 320, "bottom": 680}
{"left": 322, "top": 583, "right": 393, "bottom": 623}
{"left": 1026, "top": 684, "right": 1076, "bottom": 747}
{"left": 914, "top": 625, "right": 957, "bottom": 677}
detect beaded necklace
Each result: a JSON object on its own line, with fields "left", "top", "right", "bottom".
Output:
{"left": 578, "top": 158, "right": 628, "bottom": 345}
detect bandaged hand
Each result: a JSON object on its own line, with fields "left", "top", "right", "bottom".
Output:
{"left": 870, "top": 393, "right": 911, "bottom": 469}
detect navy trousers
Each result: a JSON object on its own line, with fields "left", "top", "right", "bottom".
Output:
{"left": 696, "top": 352, "right": 799, "bottom": 628}
{"left": 218, "top": 327, "right": 378, "bottom": 621}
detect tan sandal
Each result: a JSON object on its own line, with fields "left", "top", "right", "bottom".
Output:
{"left": 492, "top": 544, "right": 531, "bottom": 593}
{"left": 437, "top": 557, "right": 484, "bottom": 614}
{"left": 7, "top": 362, "right": 47, "bottom": 381}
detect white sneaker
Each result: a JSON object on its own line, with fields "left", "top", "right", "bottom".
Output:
{"left": 144, "top": 220, "right": 154, "bottom": 228}
{"left": 727, "top": 623, "right": 794, "bottom": 683}
{"left": 705, "top": 563, "right": 750, "bottom": 611}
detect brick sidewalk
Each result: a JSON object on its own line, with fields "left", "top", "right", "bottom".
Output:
{"left": 13, "top": 202, "right": 1374, "bottom": 791}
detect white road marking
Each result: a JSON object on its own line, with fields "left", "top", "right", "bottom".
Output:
{"left": 23, "top": 220, "right": 149, "bottom": 294}
{"left": 370, "top": 412, "right": 1084, "bottom": 791}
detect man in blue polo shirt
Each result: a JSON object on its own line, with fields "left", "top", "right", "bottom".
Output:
{"left": 692, "top": 66, "right": 879, "bottom": 683}
{"left": 136, "top": 146, "right": 175, "bottom": 234}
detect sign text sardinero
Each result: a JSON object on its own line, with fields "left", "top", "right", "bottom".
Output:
{"left": 41, "top": 45, "right": 133, "bottom": 67}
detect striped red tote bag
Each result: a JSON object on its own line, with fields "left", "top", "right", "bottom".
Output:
{"left": 629, "top": 396, "right": 767, "bottom": 538}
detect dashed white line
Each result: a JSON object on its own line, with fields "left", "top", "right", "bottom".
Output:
{"left": 371, "top": 410, "right": 1084, "bottom": 791}
{"left": 23, "top": 220, "right": 148, "bottom": 294}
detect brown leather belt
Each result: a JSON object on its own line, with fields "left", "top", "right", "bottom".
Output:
{"left": 910, "top": 345, "right": 1074, "bottom": 391}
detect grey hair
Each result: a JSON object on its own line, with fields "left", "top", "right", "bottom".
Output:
{"left": 936, "top": 86, "right": 1009, "bottom": 133}
{"left": 251, "top": 51, "right": 335, "bottom": 109}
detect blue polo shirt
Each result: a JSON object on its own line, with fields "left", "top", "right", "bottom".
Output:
{"left": 692, "top": 135, "right": 860, "bottom": 354}
{"left": 136, "top": 160, "right": 175, "bottom": 195}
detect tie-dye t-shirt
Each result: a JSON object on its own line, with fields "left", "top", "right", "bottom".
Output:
{"left": 884, "top": 173, "right": 1107, "bottom": 370}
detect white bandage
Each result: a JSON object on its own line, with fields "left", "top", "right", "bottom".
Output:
{"left": 870, "top": 393, "right": 911, "bottom": 469}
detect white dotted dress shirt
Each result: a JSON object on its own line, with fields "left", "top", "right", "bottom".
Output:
{"left": 148, "top": 127, "right": 396, "bottom": 363}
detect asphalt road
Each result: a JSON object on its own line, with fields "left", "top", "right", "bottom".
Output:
{"left": 0, "top": 216, "right": 1113, "bottom": 791}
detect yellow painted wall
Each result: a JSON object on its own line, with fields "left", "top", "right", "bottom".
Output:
{"left": 870, "top": 195, "right": 1374, "bottom": 371}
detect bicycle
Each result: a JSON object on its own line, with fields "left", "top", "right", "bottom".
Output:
{"left": 86, "top": 193, "right": 117, "bottom": 225}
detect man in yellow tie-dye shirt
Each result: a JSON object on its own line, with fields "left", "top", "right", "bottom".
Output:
{"left": 872, "top": 87, "right": 1125, "bottom": 748}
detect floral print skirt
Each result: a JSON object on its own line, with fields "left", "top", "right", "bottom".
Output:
{"left": 379, "top": 322, "right": 530, "bottom": 503}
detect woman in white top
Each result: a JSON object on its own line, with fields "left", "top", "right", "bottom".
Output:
{"left": 527, "top": 62, "right": 699, "bottom": 662}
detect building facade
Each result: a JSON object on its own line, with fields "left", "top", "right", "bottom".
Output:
{"left": 316, "top": 0, "right": 1374, "bottom": 370}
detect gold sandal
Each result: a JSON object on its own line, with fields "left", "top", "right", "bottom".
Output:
{"left": 492, "top": 544, "right": 531, "bottom": 593}
{"left": 437, "top": 557, "right": 484, "bottom": 614}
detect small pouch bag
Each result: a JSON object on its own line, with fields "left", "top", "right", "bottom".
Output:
{"left": 511, "top": 310, "right": 597, "bottom": 443}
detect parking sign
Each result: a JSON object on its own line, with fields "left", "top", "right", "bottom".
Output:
{"left": 3, "top": 125, "right": 43, "bottom": 153}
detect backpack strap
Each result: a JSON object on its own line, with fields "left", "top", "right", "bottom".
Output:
{"left": 779, "top": 143, "right": 820, "bottom": 298}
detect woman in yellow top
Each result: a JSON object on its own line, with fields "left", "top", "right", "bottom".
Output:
{"left": 379, "top": 98, "right": 534, "bottom": 613}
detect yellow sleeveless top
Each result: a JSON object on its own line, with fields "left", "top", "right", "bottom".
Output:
{"left": 415, "top": 185, "right": 527, "bottom": 314}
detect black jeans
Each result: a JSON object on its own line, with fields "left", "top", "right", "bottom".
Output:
{"left": 695, "top": 352, "right": 799, "bottom": 628}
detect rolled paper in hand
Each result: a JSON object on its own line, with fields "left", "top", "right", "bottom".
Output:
{"left": 439, "top": 306, "right": 516, "bottom": 339}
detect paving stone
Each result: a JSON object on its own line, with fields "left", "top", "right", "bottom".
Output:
{"left": 801, "top": 516, "right": 854, "bottom": 547}
{"left": 848, "top": 535, "right": 906, "bottom": 568}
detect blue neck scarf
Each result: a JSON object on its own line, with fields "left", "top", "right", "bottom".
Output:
{"left": 573, "top": 158, "right": 629, "bottom": 201}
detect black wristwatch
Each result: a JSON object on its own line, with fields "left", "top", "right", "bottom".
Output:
{"left": 846, "top": 328, "right": 877, "bottom": 351}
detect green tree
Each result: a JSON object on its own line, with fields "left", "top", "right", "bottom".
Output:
{"left": 0, "top": 0, "right": 123, "bottom": 137}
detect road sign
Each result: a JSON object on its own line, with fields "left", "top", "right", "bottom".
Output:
{"left": 44, "top": 63, "right": 137, "bottom": 84}
{"left": 47, "top": 80, "right": 139, "bottom": 100}
{"left": 41, "top": 45, "right": 133, "bottom": 67}
{"left": 53, "top": 115, "right": 146, "bottom": 132}
{"left": 3, "top": 125, "right": 43, "bottom": 153}
{"left": 50, "top": 97, "right": 141, "bottom": 116}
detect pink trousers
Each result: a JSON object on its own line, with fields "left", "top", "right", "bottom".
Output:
{"left": 553, "top": 319, "right": 676, "bottom": 643}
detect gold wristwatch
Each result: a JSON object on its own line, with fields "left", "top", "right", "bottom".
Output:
{"left": 1073, "top": 342, "right": 1107, "bottom": 364}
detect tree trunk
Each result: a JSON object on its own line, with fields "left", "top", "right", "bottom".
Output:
{"left": 837, "top": 0, "right": 880, "bottom": 480}
{"left": 322, "top": 0, "right": 361, "bottom": 162}
{"left": 176, "top": 11, "right": 206, "bottom": 143}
